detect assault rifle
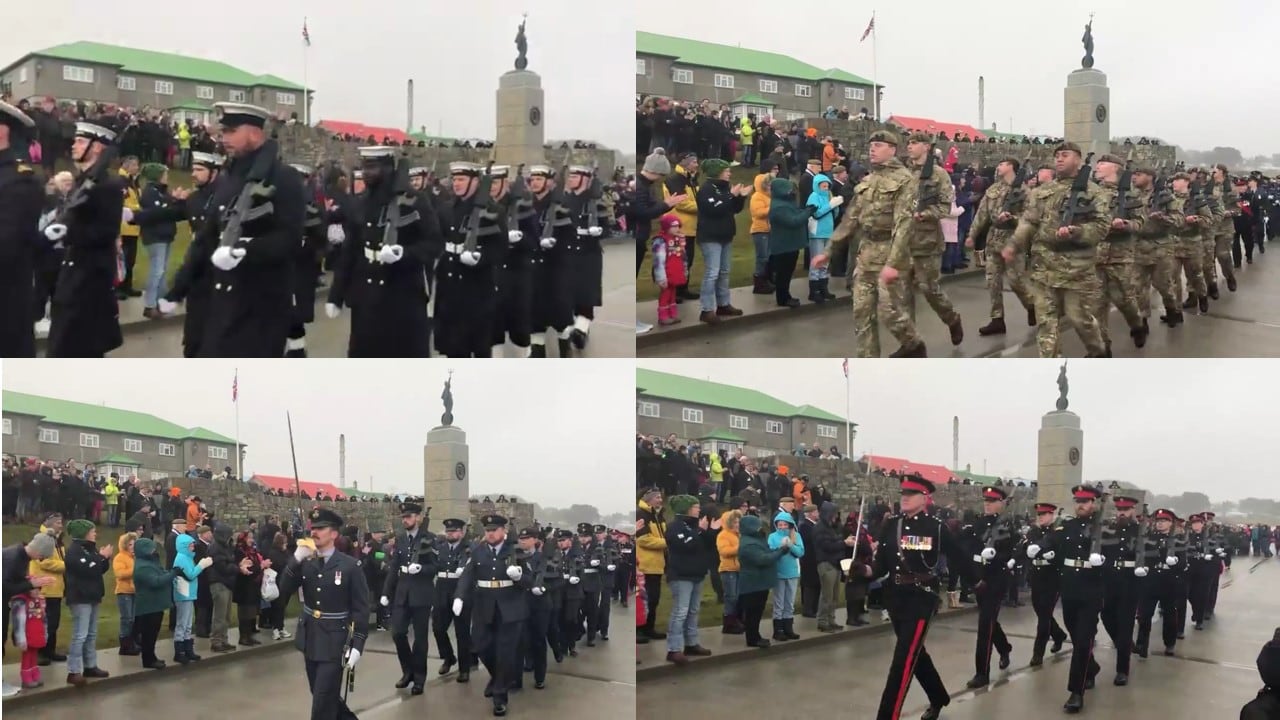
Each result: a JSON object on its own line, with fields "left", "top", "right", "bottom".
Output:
{"left": 219, "top": 139, "right": 280, "bottom": 248}
{"left": 1059, "top": 151, "right": 1096, "bottom": 227}
{"left": 587, "top": 159, "right": 603, "bottom": 229}
{"left": 1151, "top": 160, "right": 1174, "bottom": 214}
{"left": 1135, "top": 503, "right": 1150, "bottom": 571}
{"left": 539, "top": 151, "right": 573, "bottom": 245}
{"left": 508, "top": 163, "right": 530, "bottom": 230}
{"left": 462, "top": 161, "right": 496, "bottom": 255}
{"left": 381, "top": 153, "right": 411, "bottom": 250}
{"left": 1087, "top": 489, "right": 1110, "bottom": 561}
{"left": 44, "top": 139, "right": 120, "bottom": 240}
{"left": 999, "top": 150, "right": 1037, "bottom": 217}
{"left": 916, "top": 143, "right": 939, "bottom": 213}
{"left": 1114, "top": 148, "right": 1137, "bottom": 221}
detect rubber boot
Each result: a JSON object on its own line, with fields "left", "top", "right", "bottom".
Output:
{"left": 821, "top": 278, "right": 836, "bottom": 300}
{"left": 808, "top": 280, "right": 822, "bottom": 303}
{"left": 784, "top": 618, "right": 800, "bottom": 640}
{"left": 772, "top": 620, "right": 787, "bottom": 642}
{"left": 186, "top": 639, "right": 202, "bottom": 662}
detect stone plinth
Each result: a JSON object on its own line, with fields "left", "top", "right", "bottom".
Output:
{"left": 1064, "top": 69, "right": 1110, "bottom": 161}
{"left": 1037, "top": 411, "right": 1084, "bottom": 510}
{"left": 424, "top": 425, "right": 470, "bottom": 532}
{"left": 495, "top": 70, "right": 546, "bottom": 168}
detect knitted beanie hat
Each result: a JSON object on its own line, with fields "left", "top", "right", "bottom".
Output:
{"left": 668, "top": 494, "right": 699, "bottom": 516}
{"left": 66, "top": 519, "right": 95, "bottom": 540}
{"left": 659, "top": 213, "right": 681, "bottom": 235}
{"left": 642, "top": 149, "right": 671, "bottom": 176}
{"left": 701, "top": 158, "right": 730, "bottom": 180}
{"left": 139, "top": 162, "right": 167, "bottom": 183}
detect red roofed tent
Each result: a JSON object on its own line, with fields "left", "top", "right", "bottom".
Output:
{"left": 886, "top": 115, "right": 987, "bottom": 142}
{"left": 251, "top": 473, "right": 345, "bottom": 500}
{"left": 862, "top": 454, "right": 957, "bottom": 485}
{"left": 316, "top": 120, "right": 409, "bottom": 144}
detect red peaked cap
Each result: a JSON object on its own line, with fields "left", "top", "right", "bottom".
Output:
{"left": 1034, "top": 503, "right": 1057, "bottom": 514}
{"left": 1072, "top": 485, "right": 1102, "bottom": 501}
{"left": 983, "top": 487, "right": 1008, "bottom": 501}
{"left": 1152, "top": 508, "right": 1176, "bottom": 521}
{"left": 900, "top": 475, "right": 934, "bottom": 494}
{"left": 1113, "top": 496, "right": 1140, "bottom": 509}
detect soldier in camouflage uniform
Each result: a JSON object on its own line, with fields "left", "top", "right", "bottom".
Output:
{"left": 818, "top": 130, "right": 923, "bottom": 357}
{"left": 895, "top": 133, "right": 963, "bottom": 348}
{"left": 1130, "top": 166, "right": 1185, "bottom": 327}
{"left": 1091, "top": 156, "right": 1149, "bottom": 354}
{"left": 1000, "top": 142, "right": 1109, "bottom": 358}
{"left": 1173, "top": 173, "right": 1211, "bottom": 314}
{"left": 1192, "top": 168, "right": 1224, "bottom": 302}
{"left": 966, "top": 157, "right": 1036, "bottom": 336}
{"left": 1209, "top": 164, "right": 1239, "bottom": 293}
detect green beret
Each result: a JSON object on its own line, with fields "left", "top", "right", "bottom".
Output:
{"left": 1053, "top": 142, "right": 1083, "bottom": 156}
{"left": 1096, "top": 153, "right": 1125, "bottom": 166}
{"left": 906, "top": 132, "right": 933, "bottom": 145}
{"left": 868, "top": 130, "right": 900, "bottom": 147}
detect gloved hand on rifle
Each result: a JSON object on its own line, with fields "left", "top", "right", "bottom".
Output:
{"left": 377, "top": 244, "right": 404, "bottom": 264}
{"left": 324, "top": 303, "right": 342, "bottom": 320}
{"left": 540, "top": 236, "right": 556, "bottom": 249}
{"left": 508, "top": 230, "right": 523, "bottom": 244}
{"left": 588, "top": 226, "right": 603, "bottom": 237}
{"left": 460, "top": 250, "right": 481, "bottom": 266}
{"left": 211, "top": 245, "right": 247, "bottom": 271}
{"left": 345, "top": 648, "right": 361, "bottom": 669}
{"left": 327, "top": 224, "right": 345, "bottom": 244}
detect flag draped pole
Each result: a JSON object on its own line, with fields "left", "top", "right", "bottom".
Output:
{"left": 860, "top": 12, "right": 878, "bottom": 120}
{"left": 233, "top": 369, "right": 241, "bottom": 481}
{"left": 302, "top": 18, "right": 311, "bottom": 125}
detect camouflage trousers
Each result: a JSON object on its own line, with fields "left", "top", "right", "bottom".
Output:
{"left": 1095, "top": 263, "right": 1143, "bottom": 346}
{"left": 1031, "top": 278, "right": 1105, "bottom": 358}
{"left": 1213, "top": 234, "right": 1236, "bottom": 283}
{"left": 852, "top": 270, "right": 918, "bottom": 358}
{"left": 1172, "top": 243, "right": 1207, "bottom": 299}
{"left": 985, "top": 250, "right": 1034, "bottom": 320}
{"left": 1201, "top": 235, "right": 1218, "bottom": 284}
{"left": 903, "top": 254, "right": 960, "bottom": 326}
{"left": 1138, "top": 248, "right": 1179, "bottom": 316}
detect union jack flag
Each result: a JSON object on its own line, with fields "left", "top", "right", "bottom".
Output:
{"left": 302, "top": 20, "right": 311, "bottom": 47}
{"left": 842, "top": 358, "right": 849, "bottom": 378}
{"left": 860, "top": 15, "right": 875, "bottom": 43}
{"left": 232, "top": 372, "right": 238, "bottom": 402}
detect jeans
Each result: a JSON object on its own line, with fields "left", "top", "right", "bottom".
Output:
{"left": 720, "top": 571, "right": 740, "bottom": 618}
{"left": 67, "top": 603, "right": 99, "bottom": 674}
{"left": 743, "top": 144, "right": 756, "bottom": 167}
{"left": 107, "top": 504, "right": 119, "bottom": 527}
{"left": 173, "top": 600, "right": 194, "bottom": 642}
{"left": 665, "top": 578, "right": 704, "bottom": 653}
{"left": 698, "top": 241, "right": 732, "bottom": 312}
{"left": 942, "top": 242, "right": 964, "bottom": 272}
{"left": 751, "top": 233, "right": 770, "bottom": 276}
{"left": 808, "top": 237, "right": 830, "bottom": 280}
{"left": 772, "top": 577, "right": 798, "bottom": 620}
{"left": 116, "top": 593, "right": 135, "bottom": 639}
{"left": 143, "top": 242, "right": 170, "bottom": 308}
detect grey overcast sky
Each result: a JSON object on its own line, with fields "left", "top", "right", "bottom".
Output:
{"left": 9, "top": 0, "right": 632, "bottom": 149}
{"left": 638, "top": 0, "right": 1280, "bottom": 156}
{"left": 2, "top": 360, "right": 635, "bottom": 514}
{"left": 637, "top": 359, "right": 1278, "bottom": 502}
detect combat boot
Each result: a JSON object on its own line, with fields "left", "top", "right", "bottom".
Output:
{"left": 1064, "top": 692, "right": 1084, "bottom": 713}
{"left": 1227, "top": 276, "right": 1237, "bottom": 292}
{"left": 978, "top": 318, "right": 1007, "bottom": 336}
{"left": 1207, "top": 281, "right": 1220, "bottom": 299}
{"left": 1131, "top": 323, "right": 1148, "bottom": 348}
{"left": 1198, "top": 295, "right": 1208, "bottom": 313}
{"left": 1182, "top": 293, "right": 1198, "bottom": 309}
{"left": 888, "top": 341, "right": 927, "bottom": 358}
{"left": 948, "top": 318, "right": 964, "bottom": 345}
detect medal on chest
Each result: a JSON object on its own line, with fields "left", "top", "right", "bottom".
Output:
{"left": 334, "top": 570, "right": 342, "bottom": 586}
{"left": 902, "top": 534, "right": 933, "bottom": 551}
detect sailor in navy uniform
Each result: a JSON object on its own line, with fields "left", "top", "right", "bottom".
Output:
{"left": 1027, "top": 484, "right": 1107, "bottom": 714}
{"left": 381, "top": 501, "right": 438, "bottom": 695}
{"left": 872, "top": 474, "right": 975, "bottom": 720}
{"left": 526, "top": 164, "right": 574, "bottom": 357}
{"left": 197, "top": 102, "right": 305, "bottom": 357}
{"left": 280, "top": 163, "right": 325, "bottom": 357}
{"left": 275, "top": 507, "right": 369, "bottom": 720}
{"left": 1134, "top": 508, "right": 1186, "bottom": 657}
{"left": 489, "top": 165, "right": 539, "bottom": 357}
{"left": 1017, "top": 502, "right": 1067, "bottom": 666}
{"left": 561, "top": 165, "right": 607, "bottom": 353}
{"left": 614, "top": 528, "right": 635, "bottom": 607}
{"left": 452, "top": 514, "right": 536, "bottom": 717}
{"left": 575, "top": 522, "right": 607, "bottom": 646}
{"left": 435, "top": 161, "right": 504, "bottom": 358}
{"left": 964, "top": 485, "right": 1016, "bottom": 689}
{"left": 158, "top": 151, "right": 224, "bottom": 357}
{"left": 433, "top": 518, "right": 475, "bottom": 681}
{"left": 0, "top": 100, "right": 44, "bottom": 358}
{"left": 514, "top": 527, "right": 550, "bottom": 689}
{"left": 1099, "top": 495, "right": 1144, "bottom": 686}
{"left": 592, "top": 524, "right": 618, "bottom": 640}
{"left": 546, "top": 528, "right": 575, "bottom": 661}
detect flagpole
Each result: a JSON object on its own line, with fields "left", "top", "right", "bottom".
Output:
{"left": 844, "top": 360, "right": 851, "bottom": 459}
{"left": 302, "top": 17, "right": 310, "bottom": 126}
{"left": 871, "top": 11, "right": 879, "bottom": 121}
{"left": 234, "top": 368, "right": 241, "bottom": 481}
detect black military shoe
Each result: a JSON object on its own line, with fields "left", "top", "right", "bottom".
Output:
{"left": 1207, "top": 282, "right": 1220, "bottom": 299}
{"left": 948, "top": 319, "right": 964, "bottom": 345}
{"left": 1177, "top": 631, "right": 1185, "bottom": 639}
{"left": 1029, "top": 653, "right": 1044, "bottom": 667}
{"left": 1114, "top": 673, "right": 1128, "bottom": 686}
{"left": 600, "top": 632, "right": 609, "bottom": 641}
{"left": 1084, "top": 675, "right": 1096, "bottom": 690}
{"left": 1182, "top": 294, "right": 1198, "bottom": 309}
{"left": 1227, "top": 276, "right": 1237, "bottom": 292}
{"left": 978, "top": 318, "right": 1007, "bottom": 336}
{"left": 557, "top": 338, "right": 573, "bottom": 358}
{"left": 1130, "top": 323, "right": 1148, "bottom": 348}
{"left": 1198, "top": 296, "right": 1208, "bottom": 313}
{"left": 1195, "top": 622, "right": 1204, "bottom": 630}
{"left": 586, "top": 637, "right": 596, "bottom": 647}
{"left": 1051, "top": 637, "right": 1065, "bottom": 653}
{"left": 457, "top": 669, "right": 470, "bottom": 683}
{"left": 395, "top": 673, "right": 413, "bottom": 689}
{"left": 530, "top": 344, "right": 546, "bottom": 358}
{"left": 535, "top": 680, "right": 546, "bottom": 689}
{"left": 493, "top": 701, "right": 508, "bottom": 717}
{"left": 965, "top": 674, "right": 989, "bottom": 689}
{"left": 411, "top": 683, "right": 424, "bottom": 695}
{"left": 439, "top": 660, "right": 455, "bottom": 675}
{"left": 999, "top": 652, "right": 1011, "bottom": 670}
{"left": 570, "top": 328, "right": 588, "bottom": 350}
{"left": 921, "top": 704, "right": 945, "bottom": 720}
{"left": 1064, "top": 692, "right": 1084, "bottom": 713}
{"left": 1164, "top": 646, "right": 1175, "bottom": 656}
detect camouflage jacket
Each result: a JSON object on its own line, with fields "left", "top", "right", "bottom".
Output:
{"left": 828, "top": 157, "right": 914, "bottom": 273}
{"left": 1134, "top": 187, "right": 1185, "bottom": 255}
{"left": 1004, "top": 173, "right": 1110, "bottom": 287}
{"left": 1169, "top": 193, "right": 1200, "bottom": 253}
{"left": 1094, "top": 180, "right": 1148, "bottom": 264}
{"left": 1189, "top": 186, "right": 1222, "bottom": 240}
{"left": 888, "top": 160, "right": 956, "bottom": 261}
{"left": 1210, "top": 184, "right": 1239, "bottom": 236}
{"left": 966, "top": 179, "right": 1023, "bottom": 252}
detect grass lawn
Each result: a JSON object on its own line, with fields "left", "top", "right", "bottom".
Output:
{"left": 652, "top": 578, "right": 725, "bottom": 634}
{"left": 636, "top": 166, "right": 810, "bottom": 302}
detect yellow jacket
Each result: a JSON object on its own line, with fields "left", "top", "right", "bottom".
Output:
{"left": 176, "top": 124, "right": 191, "bottom": 150}
{"left": 709, "top": 453, "right": 724, "bottom": 484}
{"left": 739, "top": 118, "right": 754, "bottom": 145}
{"left": 113, "top": 534, "right": 135, "bottom": 595}
{"left": 636, "top": 500, "right": 668, "bottom": 575}
{"left": 749, "top": 173, "right": 772, "bottom": 234}
{"left": 717, "top": 527, "right": 741, "bottom": 572}
{"left": 28, "top": 525, "right": 66, "bottom": 599}
{"left": 662, "top": 165, "right": 700, "bottom": 237}
{"left": 119, "top": 168, "right": 141, "bottom": 238}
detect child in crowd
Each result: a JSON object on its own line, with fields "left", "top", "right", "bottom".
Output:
{"left": 9, "top": 583, "right": 48, "bottom": 689}
{"left": 651, "top": 213, "right": 688, "bottom": 325}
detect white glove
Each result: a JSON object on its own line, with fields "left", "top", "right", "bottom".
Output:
{"left": 576, "top": 228, "right": 590, "bottom": 237}
{"left": 460, "top": 250, "right": 480, "bottom": 266}
{"left": 377, "top": 244, "right": 404, "bottom": 264}
{"left": 1216, "top": 548, "right": 1225, "bottom": 556}
{"left": 532, "top": 586, "right": 544, "bottom": 596}
{"left": 406, "top": 563, "right": 422, "bottom": 575}
{"left": 380, "top": 596, "right": 389, "bottom": 607}
{"left": 980, "top": 547, "right": 997, "bottom": 560}
{"left": 121, "top": 207, "right": 135, "bottom": 223}
{"left": 540, "top": 236, "right": 556, "bottom": 249}
{"left": 607, "top": 564, "right": 616, "bottom": 571}
{"left": 569, "top": 576, "right": 580, "bottom": 585}
{"left": 345, "top": 648, "right": 361, "bottom": 669}
{"left": 588, "top": 226, "right": 603, "bottom": 237}
{"left": 324, "top": 303, "right": 341, "bottom": 320}
{"left": 1006, "top": 559, "right": 1016, "bottom": 570}
{"left": 1166, "top": 556, "right": 1178, "bottom": 566}
{"left": 452, "top": 598, "right": 463, "bottom": 617}
{"left": 1043, "top": 551, "right": 1056, "bottom": 560}
{"left": 1203, "top": 554, "right": 1213, "bottom": 561}
{"left": 829, "top": 196, "right": 845, "bottom": 208}
{"left": 1026, "top": 544, "right": 1041, "bottom": 559}
{"left": 590, "top": 559, "right": 600, "bottom": 567}
{"left": 506, "top": 565, "right": 523, "bottom": 581}
{"left": 158, "top": 299, "right": 178, "bottom": 315}
{"left": 197, "top": 557, "right": 213, "bottom": 570}
{"left": 327, "top": 225, "right": 345, "bottom": 244}
{"left": 1088, "top": 553, "right": 1105, "bottom": 567}
{"left": 44, "top": 224, "right": 68, "bottom": 241}
{"left": 211, "top": 245, "right": 246, "bottom": 271}
{"left": 294, "top": 545, "right": 315, "bottom": 562}
{"left": 508, "top": 230, "right": 523, "bottom": 244}
{"left": 1134, "top": 566, "right": 1149, "bottom": 578}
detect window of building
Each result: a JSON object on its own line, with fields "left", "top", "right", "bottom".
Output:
{"left": 636, "top": 58, "right": 646, "bottom": 75}
{"left": 817, "top": 424, "right": 838, "bottom": 439}
{"left": 731, "top": 103, "right": 771, "bottom": 120}
{"left": 150, "top": 472, "right": 170, "bottom": 481}
{"left": 39, "top": 428, "right": 58, "bottom": 443}
{"left": 795, "top": 84, "right": 812, "bottom": 97}
{"left": 18, "top": 66, "right": 27, "bottom": 83}
{"left": 1, "top": 418, "right": 10, "bottom": 435}
{"left": 729, "top": 414, "right": 749, "bottom": 430}
{"left": 759, "top": 79, "right": 778, "bottom": 94}
{"left": 80, "top": 433, "right": 100, "bottom": 448}
{"left": 196, "top": 85, "right": 214, "bottom": 100}
{"left": 672, "top": 68, "right": 693, "bottom": 84}
{"left": 229, "top": 89, "right": 246, "bottom": 102}
{"left": 714, "top": 73, "right": 734, "bottom": 89}
{"left": 637, "top": 401, "right": 660, "bottom": 418}
{"left": 277, "top": 92, "right": 296, "bottom": 106}
{"left": 159, "top": 442, "right": 176, "bottom": 457}
{"left": 209, "top": 446, "right": 229, "bottom": 460}
{"left": 123, "top": 438, "right": 142, "bottom": 453}
{"left": 765, "top": 420, "right": 784, "bottom": 434}
{"left": 845, "top": 87, "right": 866, "bottom": 101}
{"left": 756, "top": 448, "right": 775, "bottom": 458}
{"left": 117, "top": 76, "right": 136, "bottom": 91}
{"left": 785, "top": 112, "right": 806, "bottom": 121}
{"left": 63, "top": 65, "right": 94, "bottom": 83}
{"left": 155, "top": 80, "right": 174, "bottom": 95}
{"left": 682, "top": 408, "right": 704, "bottom": 424}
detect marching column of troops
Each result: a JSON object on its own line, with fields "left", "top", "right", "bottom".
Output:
{"left": 818, "top": 127, "right": 1263, "bottom": 358}
{"left": 0, "top": 100, "right": 609, "bottom": 359}
{"left": 871, "top": 474, "right": 1237, "bottom": 720}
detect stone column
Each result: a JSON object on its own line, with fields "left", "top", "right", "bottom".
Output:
{"left": 1037, "top": 410, "right": 1083, "bottom": 510}
{"left": 495, "top": 70, "right": 546, "bottom": 168}
{"left": 424, "top": 425, "right": 470, "bottom": 532}
{"left": 1064, "top": 68, "right": 1110, "bottom": 161}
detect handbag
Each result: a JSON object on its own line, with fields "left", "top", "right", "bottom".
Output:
{"left": 260, "top": 567, "right": 280, "bottom": 601}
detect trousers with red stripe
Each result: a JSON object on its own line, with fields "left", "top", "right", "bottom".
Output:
{"left": 1060, "top": 575, "right": 1104, "bottom": 694}
{"left": 974, "top": 572, "right": 1013, "bottom": 675}
{"left": 876, "top": 586, "right": 950, "bottom": 720}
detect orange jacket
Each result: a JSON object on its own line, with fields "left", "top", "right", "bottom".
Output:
{"left": 822, "top": 142, "right": 837, "bottom": 173}
{"left": 186, "top": 499, "right": 202, "bottom": 528}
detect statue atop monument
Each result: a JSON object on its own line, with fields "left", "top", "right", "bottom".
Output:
{"left": 514, "top": 13, "right": 529, "bottom": 70}
{"left": 441, "top": 371, "right": 454, "bottom": 426}
{"left": 1056, "top": 361, "right": 1070, "bottom": 411}
{"left": 1081, "top": 14, "right": 1095, "bottom": 69}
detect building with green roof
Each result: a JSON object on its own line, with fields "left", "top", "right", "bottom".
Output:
{"left": 2, "top": 390, "right": 240, "bottom": 482}
{"left": 636, "top": 369, "right": 854, "bottom": 458}
{"left": 1, "top": 41, "right": 310, "bottom": 126}
{"left": 636, "top": 31, "right": 881, "bottom": 122}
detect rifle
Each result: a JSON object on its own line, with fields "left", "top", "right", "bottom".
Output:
{"left": 586, "top": 159, "right": 603, "bottom": 229}
{"left": 1114, "top": 148, "right": 1136, "bottom": 221}
{"left": 1135, "top": 503, "right": 1150, "bottom": 571}
{"left": 916, "top": 143, "right": 939, "bottom": 214}
{"left": 219, "top": 139, "right": 281, "bottom": 248}
{"left": 1059, "top": 151, "right": 1096, "bottom": 228}
{"left": 341, "top": 623, "right": 356, "bottom": 702}
{"left": 380, "top": 153, "right": 410, "bottom": 252}
{"left": 462, "top": 161, "right": 495, "bottom": 255}
{"left": 999, "top": 150, "right": 1037, "bottom": 217}
{"left": 1087, "top": 489, "right": 1109, "bottom": 560}
{"left": 286, "top": 412, "right": 302, "bottom": 527}
{"left": 508, "top": 163, "right": 530, "bottom": 229}
{"left": 1151, "top": 160, "right": 1174, "bottom": 214}
{"left": 539, "top": 151, "right": 574, "bottom": 245}
{"left": 45, "top": 140, "right": 120, "bottom": 237}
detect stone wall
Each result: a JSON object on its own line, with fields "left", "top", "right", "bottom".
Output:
{"left": 274, "top": 124, "right": 618, "bottom": 172}
{"left": 800, "top": 118, "right": 1176, "bottom": 171}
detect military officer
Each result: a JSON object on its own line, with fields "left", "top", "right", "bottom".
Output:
{"left": 1001, "top": 142, "right": 1110, "bottom": 358}
{"left": 490, "top": 165, "right": 539, "bottom": 358}
{"left": 562, "top": 165, "right": 608, "bottom": 353}
{"left": 592, "top": 524, "right": 618, "bottom": 640}
{"left": 1186, "top": 513, "right": 1218, "bottom": 630}
{"left": 1018, "top": 502, "right": 1067, "bottom": 665}
{"left": 575, "top": 522, "right": 608, "bottom": 646}
{"left": 527, "top": 164, "right": 575, "bottom": 357}
{"left": 276, "top": 507, "right": 369, "bottom": 720}
{"left": 543, "top": 528, "right": 570, "bottom": 661}
{"left": 515, "top": 527, "right": 551, "bottom": 689}
{"left": 1170, "top": 172, "right": 1209, "bottom": 314}
{"left": 1129, "top": 165, "right": 1185, "bottom": 328}
{"left": 0, "top": 100, "right": 44, "bottom": 358}
{"left": 1098, "top": 495, "right": 1144, "bottom": 686}
{"left": 158, "top": 151, "right": 224, "bottom": 357}
{"left": 197, "top": 102, "right": 305, "bottom": 357}
{"left": 435, "top": 162, "right": 505, "bottom": 357}
{"left": 1135, "top": 508, "right": 1185, "bottom": 657}
{"left": 1091, "top": 156, "right": 1150, "bottom": 355}
{"left": 965, "top": 155, "right": 1036, "bottom": 336}
{"left": 433, "top": 518, "right": 475, "bottom": 681}
{"left": 381, "top": 501, "right": 438, "bottom": 695}
{"left": 1203, "top": 511, "right": 1229, "bottom": 619}
{"left": 453, "top": 514, "right": 536, "bottom": 717}
{"left": 964, "top": 486, "right": 1015, "bottom": 689}
{"left": 556, "top": 528, "right": 585, "bottom": 657}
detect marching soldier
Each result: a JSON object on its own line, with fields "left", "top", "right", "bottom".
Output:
{"left": 1027, "top": 484, "right": 1107, "bottom": 714}
{"left": 282, "top": 163, "right": 326, "bottom": 357}
{"left": 1129, "top": 165, "right": 1185, "bottom": 327}
{"left": 543, "top": 529, "right": 570, "bottom": 662}
{"left": 197, "top": 103, "right": 305, "bottom": 357}
{"left": 433, "top": 518, "right": 475, "bottom": 681}
{"left": 490, "top": 165, "right": 538, "bottom": 357}
{"left": 1209, "top": 165, "right": 1239, "bottom": 294}
{"left": 435, "top": 162, "right": 505, "bottom": 357}
{"left": 575, "top": 522, "right": 607, "bottom": 646}
{"left": 452, "top": 514, "right": 535, "bottom": 717}
{"left": 158, "top": 151, "right": 224, "bottom": 357}
{"left": 527, "top": 164, "right": 574, "bottom": 357}
{"left": 1135, "top": 508, "right": 1185, "bottom": 657}
{"left": 1091, "top": 156, "right": 1150, "bottom": 354}
{"left": 0, "top": 100, "right": 45, "bottom": 357}
{"left": 871, "top": 474, "right": 974, "bottom": 720}
{"left": 1203, "top": 511, "right": 1229, "bottom": 619}
{"left": 515, "top": 527, "right": 551, "bottom": 689}
{"left": 276, "top": 507, "right": 369, "bottom": 720}
{"left": 1186, "top": 513, "right": 1217, "bottom": 630}
{"left": 614, "top": 528, "right": 635, "bottom": 607}
{"left": 1098, "top": 495, "right": 1144, "bottom": 686}
{"left": 1170, "top": 172, "right": 1210, "bottom": 315}
{"left": 557, "top": 528, "right": 585, "bottom": 657}
{"left": 1018, "top": 502, "right": 1067, "bottom": 665}
{"left": 407, "top": 165, "right": 442, "bottom": 351}
{"left": 562, "top": 165, "right": 607, "bottom": 353}
{"left": 964, "top": 486, "right": 1015, "bottom": 689}
{"left": 592, "top": 524, "right": 618, "bottom": 640}
{"left": 360, "top": 526, "right": 390, "bottom": 631}
{"left": 1190, "top": 168, "right": 1221, "bottom": 309}
{"left": 381, "top": 501, "right": 438, "bottom": 695}
{"left": 965, "top": 155, "right": 1036, "bottom": 336}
